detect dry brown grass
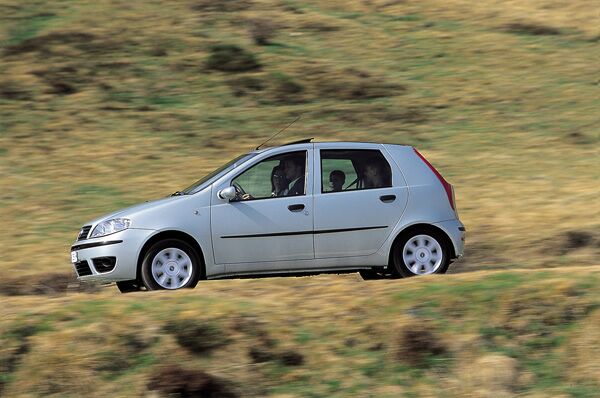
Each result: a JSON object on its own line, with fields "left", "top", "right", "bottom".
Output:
{"left": 561, "top": 310, "right": 600, "bottom": 386}
{"left": 0, "top": 268, "right": 598, "bottom": 396}
{"left": 0, "top": 0, "right": 598, "bottom": 276}
{"left": 0, "top": 1, "right": 598, "bottom": 394}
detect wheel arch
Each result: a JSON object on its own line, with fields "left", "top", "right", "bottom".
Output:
{"left": 137, "top": 230, "right": 206, "bottom": 281}
{"left": 387, "top": 223, "right": 456, "bottom": 267}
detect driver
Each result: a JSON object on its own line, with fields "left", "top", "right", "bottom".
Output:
{"left": 281, "top": 156, "right": 305, "bottom": 196}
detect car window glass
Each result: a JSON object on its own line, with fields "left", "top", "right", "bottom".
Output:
{"left": 232, "top": 151, "right": 307, "bottom": 200}
{"left": 320, "top": 149, "right": 392, "bottom": 193}
{"left": 321, "top": 159, "right": 357, "bottom": 193}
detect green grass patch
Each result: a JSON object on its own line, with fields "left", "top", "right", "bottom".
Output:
{"left": 294, "top": 328, "right": 313, "bottom": 344}
{"left": 391, "top": 14, "right": 422, "bottom": 22}
{"left": 562, "top": 384, "right": 600, "bottom": 398}
{"left": 147, "top": 95, "right": 187, "bottom": 107}
{"left": 393, "top": 272, "right": 529, "bottom": 304}
{"left": 3, "top": 13, "right": 58, "bottom": 46}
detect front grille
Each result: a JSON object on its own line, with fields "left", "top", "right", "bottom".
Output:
{"left": 92, "top": 257, "right": 116, "bottom": 273}
{"left": 74, "top": 260, "right": 93, "bottom": 277}
{"left": 77, "top": 225, "right": 92, "bottom": 241}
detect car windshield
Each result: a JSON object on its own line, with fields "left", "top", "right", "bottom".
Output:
{"left": 180, "top": 152, "right": 257, "bottom": 195}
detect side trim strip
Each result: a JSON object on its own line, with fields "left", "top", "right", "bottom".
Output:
{"left": 71, "top": 240, "right": 123, "bottom": 251}
{"left": 314, "top": 226, "right": 388, "bottom": 235}
{"left": 221, "top": 225, "right": 387, "bottom": 239}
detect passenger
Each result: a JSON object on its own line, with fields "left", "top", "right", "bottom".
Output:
{"left": 271, "top": 165, "right": 289, "bottom": 197}
{"left": 363, "top": 161, "right": 384, "bottom": 189}
{"left": 329, "top": 170, "right": 345, "bottom": 192}
{"left": 281, "top": 156, "right": 305, "bottom": 196}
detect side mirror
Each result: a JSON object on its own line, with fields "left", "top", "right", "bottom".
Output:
{"left": 217, "top": 186, "right": 237, "bottom": 201}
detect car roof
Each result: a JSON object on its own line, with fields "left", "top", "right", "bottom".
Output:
{"left": 254, "top": 139, "right": 411, "bottom": 153}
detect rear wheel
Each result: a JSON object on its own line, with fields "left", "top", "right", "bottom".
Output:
{"left": 140, "top": 239, "right": 200, "bottom": 290}
{"left": 392, "top": 230, "right": 450, "bottom": 277}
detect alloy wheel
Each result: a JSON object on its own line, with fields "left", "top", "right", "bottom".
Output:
{"left": 151, "top": 247, "right": 193, "bottom": 289}
{"left": 401, "top": 234, "right": 443, "bottom": 275}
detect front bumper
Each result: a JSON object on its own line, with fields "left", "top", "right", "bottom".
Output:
{"left": 70, "top": 228, "right": 153, "bottom": 283}
{"left": 433, "top": 219, "right": 465, "bottom": 258}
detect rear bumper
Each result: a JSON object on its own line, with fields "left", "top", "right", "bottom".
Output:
{"left": 70, "top": 228, "right": 153, "bottom": 283}
{"left": 433, "top": 219, "right": 465, "bottom": 258}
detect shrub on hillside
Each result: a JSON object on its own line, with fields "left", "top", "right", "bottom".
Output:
{"left": 270, "top": 73, "right": 305, "bottom": 104}
{"left": 503, "top": 22, "right": 562, "bottom": 36}
{"left": 0, "top": 272, "right": 98, "bottom": 296}
{"left": 248, "top": 346, "right": 304, "bottom": 366}
{"left": 191, "top": 0, "right": 252, "bottom": 12}
{"left": 248, "top": 346, "right": 275, "bottom": 363}
{"left": 396, "top": 323, "right": 447, "bottom": 367}
{"left": 0, "top": 81, "right": 31, "bottom": 101}
{"left": 278, "top": 349, "right": 304, "bottom": 366}
{"left": 3, "top": 31, "right": 123, "bottom": 58}
{"left": 164, "top": 319, "right": 229, "bottom": 355}
{"left": 227, "top": 76, "right": 265, "bottom": 97}
{"left": 205, "top": 45, "right": 260, "bottom": 72}
{"left": 566, "top": 131, "right": 595, "bottom": 145}
{"left": 542, "top": 229, "right": 599, "bottom": 255}
{"left": 301, "top": 66, "right": 404, "bottom": 101}
{"left": 247, "top": 18, "right": 278, "bottom": 45}
{"left": 147, "top": 365, "right": 237, "bottom": 397}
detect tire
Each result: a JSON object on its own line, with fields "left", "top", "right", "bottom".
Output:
{"left": 116, "top": 280, "right": 142, "bottom": 293}
{"left": 140, "top": 239, "right": 201, "bottom": 290}
{"left": 392, "top": 229, "right": 450, "bottom": 278}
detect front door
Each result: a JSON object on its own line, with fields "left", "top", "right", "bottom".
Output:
{"left": 211, "top": 149, "right": 314, "bottom": 270}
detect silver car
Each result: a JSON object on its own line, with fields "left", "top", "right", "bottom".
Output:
{"left": 71, "top": 140, "right": 465, "bottom": 292}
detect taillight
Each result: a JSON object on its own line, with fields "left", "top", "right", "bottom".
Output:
{"left": 413, "top": 148, "right": 456, "bottom": 211}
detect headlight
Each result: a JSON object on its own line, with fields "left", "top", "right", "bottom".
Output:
{"left": 90, "top": 218, "right": 131, "bottom": 239}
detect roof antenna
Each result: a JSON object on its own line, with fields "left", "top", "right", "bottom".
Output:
{"left": 256, "top": 114, "right": 302, "bottom": 150}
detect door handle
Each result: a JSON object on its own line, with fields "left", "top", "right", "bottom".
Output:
{"left": 288, "top": 204, "right": 305, "bottom": 212}
{"left": 379, "top": 195, "right": 396, "bottom": 203}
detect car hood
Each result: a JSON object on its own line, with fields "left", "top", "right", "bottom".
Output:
{"left": 86, "top": 196, "right": 186, "bottom": 227}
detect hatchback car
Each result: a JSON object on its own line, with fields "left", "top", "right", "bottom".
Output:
{"left": 71, "top": 140, "right": 465, "bottom": 292}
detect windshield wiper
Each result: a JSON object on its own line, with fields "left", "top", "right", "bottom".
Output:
{"left": 170, "top": 191, "right": 185, "bottom": 196}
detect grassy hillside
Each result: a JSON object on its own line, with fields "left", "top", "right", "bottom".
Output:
{"left": 1, "top": 269, "right": 599, "bottom": 397}
{"left": 0, "top": 0, "right": 598, "bottom": 275}
{"left": 0, "top": 1, "right": 599, "bottom": 396}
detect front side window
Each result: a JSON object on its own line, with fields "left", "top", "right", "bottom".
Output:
{"left": 231, "top": 151, "right": 307, "bottom": 200}
{"left": 321, "top": 149, "right": 392, "bottom": 193}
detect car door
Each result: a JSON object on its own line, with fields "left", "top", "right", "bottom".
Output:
{"left": 210, "top": 146, "right": 314, "bottom": 272}
{"left": 313, "top": 144, "right": 408, "bottom": 259}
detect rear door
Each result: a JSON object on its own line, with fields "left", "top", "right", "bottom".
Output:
{"left": 210, "top": 146, "right": 315, "bottom": 272}
{"left": 313, "top": 143, "right": 408, "bottom": 258}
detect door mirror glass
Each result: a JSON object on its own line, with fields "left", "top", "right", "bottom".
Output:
{"left": 218, "top": 186, "right": 237, "bottom": 201}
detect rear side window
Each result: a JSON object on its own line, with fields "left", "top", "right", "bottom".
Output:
{"left": 320, "top": 149, "right": 392, "bottom": 193}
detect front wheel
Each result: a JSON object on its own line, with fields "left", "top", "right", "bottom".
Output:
{"left": 392, "top": 230, "right": 450, "bottom": 277}
{"left": 140, "top": 239, "right": 200, "bottom": 290}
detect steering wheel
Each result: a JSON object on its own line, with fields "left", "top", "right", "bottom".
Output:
{"left": 232, "top": 181, "right": 246, "bottom": 196}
